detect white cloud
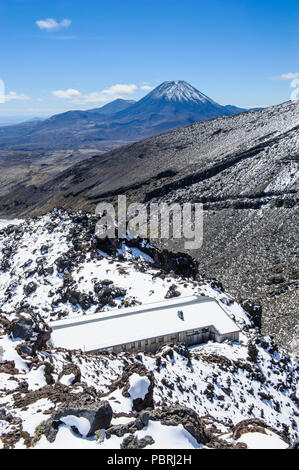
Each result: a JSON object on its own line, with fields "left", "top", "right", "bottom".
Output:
{"left": 5, "top": 91, "right": 30, "bottom": 101}
{"left": 0, "top": 79, "right": 30, "bottom": 104}
{"left": 0, "top": 90, "right": 30, "bottom": 104}
{"left": 101, "top": 84, "right": 138, "bottom": 96}
{"left": 36, "top": 18, "right": 71, "bottom": 32}
{"left": 270, "top": 72, "right": 299, "bottom": 81}
{"left": 140, "top": 85, "right": 154, "bottom": 91}
{"left": 280, "top": 72, "right": 299, "bottom": 80}
{"left": 52, "top": 89, "right": 82, "bottom": 99}
{"left": 52, "top": 84, "right": 138, "bottom": 104}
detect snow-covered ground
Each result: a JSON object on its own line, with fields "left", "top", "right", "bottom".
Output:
{"left": 0, "top": 210, "right": 297, "bottom": 449}
{"left": 0, "top": 219, "right": 24, "bottom": 230}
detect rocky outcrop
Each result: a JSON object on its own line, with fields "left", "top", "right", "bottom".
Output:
{"left": 3, "top": 311, "right": 52, "bottom": 354}
{"left": 145, "top": 406, "right": 207, "bottom": 444}
{"left": 112, "top": 363, "right": 155, "bottom": 412}
{"left": 165, "top": 284, "right": 181, "bottom": 299}
{"left": 232, "top": 418, "right": 290, "bottom": 447}
{"left": 121, "top": 434, "right": 155, "bottom": 449}
{"left": 241, "top": 301, "right": 262, "bottom": 329}
{"left": 58, "top": 364, "right": 81, "bottom": 385}
{"left": 44, "top": 400, "right": 113, "bottom": 440}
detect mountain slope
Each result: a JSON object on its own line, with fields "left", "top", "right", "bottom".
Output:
{"left": 0, "top": 81, "right": 246, "bottom": 151}
{"left": 43, "top": 98, "right": 136, "bottom": 127}
{"left": 0, "top": 211, "right": 298, "bottom": 449}
{"left": 111, "top": 80, "right": 245, "bottom": 124}
{"left": 0, "top": 99, "right": 297, "bottom": 353}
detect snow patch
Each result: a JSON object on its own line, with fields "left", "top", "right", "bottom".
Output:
{"left": 59, "top": 373, "right": 75, "bottom": 386}
{"left": 237, "top": 431, "right": 289, "bottom": 449}
{"left": 128, "top": 373, "right": 150, "bottom": 401}
{"left": 60, "top": 415, "right": 91, "bottom": 437}
{"left": 26, "top": 365, "right": 48, "bottom": 391}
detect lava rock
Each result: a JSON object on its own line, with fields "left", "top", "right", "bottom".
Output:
{"left": 51, "top": 400, "right": 113, "bottom": 438}
{"left": 10, "top": 318, "right": 34, "bottom": 340}
{"left": 23, "top": 282, "right": 37, "bottom": 296}
{"left": 165, "top": 284, "right": 181, "bottom": 299}
{"left": 58, "top": 364, "right": 81, "bottom": 385}
{"left": 121, "top": 434, "right": 155, "bottom": 449}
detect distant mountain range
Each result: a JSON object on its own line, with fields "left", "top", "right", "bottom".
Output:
{"left": 0, "top": 80, "right": 248, "bottom": 151}
{"left": 0, "top": 116, "right": 45, "bottom": 127}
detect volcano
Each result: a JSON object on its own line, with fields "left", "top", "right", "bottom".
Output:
{"left": 0, "top": 80, "right": 247, "bottom": 151}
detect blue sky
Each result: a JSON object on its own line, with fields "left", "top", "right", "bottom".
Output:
{"left": 0, "top": 0, "right": 298, "bottom": 119}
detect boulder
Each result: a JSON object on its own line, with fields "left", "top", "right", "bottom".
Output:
{"left": 105, "top": 424, "right": 133, "bottom": 439}
{"left": 134, "top": 406, "right": 209, "bottom": 445}
{"left": 116, "top": 364, "right": 155, "bottom": 412}
{"left": 58, "top": 364, "right": 81, "bottom": 385}
{"left": 121, "top": 434, "right": 155, "bottom": 449}
{"left": 232, "top": 418, "right": 290, "bottom": 446}
{"left": 241, "top": 300, "right": 262, "bottom": 329}
{"left": 10, "top": 318, "right": 34, "bottom": 340}
{"left": 96, "top": 286, "right": 127, "bottom": 306}
{"left": 164, "top": 284, "right": 181, "bottom": 299}
{"left": 8, "top": 312, "right": 52, "bottom": 352}
{"left": 50, "top": 400, "right": 113, "bottom": 438}
{"left": 23, "top": 282, "right": 37, "bottom": 296}
{"left": 16, "top": 343, "right": 34, "bottom": 357}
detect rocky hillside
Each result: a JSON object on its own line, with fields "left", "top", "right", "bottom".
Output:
{"left": 0, "top": 211, "right": 298, "bottom": 449}
{"left": 0, "top": 99, "right": 297, "bottom": 354}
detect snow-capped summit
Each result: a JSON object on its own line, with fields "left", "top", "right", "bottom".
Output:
{"left": 146, "top": 80, "right": 216, "bottom": 104}
{"left": 106, "top": 79, "right": 247, "bottom": 137}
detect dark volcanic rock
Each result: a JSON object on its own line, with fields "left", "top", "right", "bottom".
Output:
{"left": 50, "top": 400, "right": 113, "bottom": 438}
{"left": 120, "top": 434, "right": 155, "bottom": 449}
{"left": 241, "top": 300, "right": 262, "bottom": 329}
{"left": 6, "top": 312, "right": 52, "bottom": 352}
{"left": 10, "top": 318, "right": 34, "bottom": 341}
{"left": 17, "top": 343, "right": 34, "bottom": 357}
{"left": 135, "top": 405, "right": 209, "bottom": 446}
{"left": 23, "top": 282, "right": 37, "bottom": 296}
{"left": 58, "top": 364, "right": 81, "bottom": 385}
{"left": 96, "top": 285, "right": 127, "bottom": 306}
{"left": 165, "top": 284, "right": 181, "bottom": 299}
{"left": 232, "top": 418, "right": 290, "bottom": 447}
{"left": 116, "top": 364, "right": 155, "bottom": 413}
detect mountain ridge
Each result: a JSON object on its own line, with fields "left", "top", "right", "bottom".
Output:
{"left": 0, "top": 80, "right": 247, "bottom": 151}
{"left": 0, "top": 99, "right": 297, "bottom": 353}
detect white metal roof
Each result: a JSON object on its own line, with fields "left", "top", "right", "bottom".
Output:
{"left": 50, "top": 295, "right": 240, "bottom": 352}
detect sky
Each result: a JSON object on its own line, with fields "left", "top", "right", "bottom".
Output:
{"left": 0, "top": 0, "right": 298, "bottom": 121}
